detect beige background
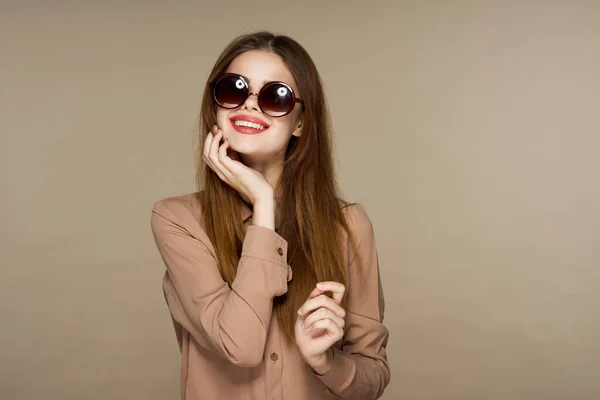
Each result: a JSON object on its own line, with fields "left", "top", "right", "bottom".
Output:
{"left": 1, "top": 1, "right": 599, "bottom": 399}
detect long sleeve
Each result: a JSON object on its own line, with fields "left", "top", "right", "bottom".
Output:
{"left": 314, "top": 205, "right": 390, "bottom": 399}
{"left": 150, "top": 199, "right": 292, "bottom": 367}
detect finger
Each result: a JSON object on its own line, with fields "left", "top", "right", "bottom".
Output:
{"left": 207, "top": 160, "right": 228, "bottom": 182}
{"left": 203, "top": 134, "right": 230, "bottom": 182}
{"left": 217, "top": 140, "right": 236, "bottom": 180}
{"left": 218, "top": 140, "right": 237, "bottom": 169}
{"left": 306, "top": 281, "right": 341, "bottom": 301}
{"left": 296, "top": 309, "right": 308, "bottom": 326}
{"left": 202, "top": 135, "right": 220, "bottom": 176}
{"left": 306, "top": 286, "right": 326, "bottom": 301}
{"left": 218, "top": 139, "right": 230, "bottom": 159}
{"left": 213, "top": 147, "right": 237, "bottom": 184}
{"left": 298, "top": 294, "right": 346, "bottom": 319}
{"left": 309, "top": 319, "right": 344, "bottom": 341}
{"left": 209, "top": 130, "right": 223, "bottom": 161}
{"left": 203, "top": 132, "right": 214, "bottom": 159}
{"left": 219, "top": 150, "right": 251, "bottom": 176}
{"left": 316, "top": 281, "right": 346, "bottom": 304}
{"left": 208, "top": 131, "right": 231, "bottom": 174}
{"left": 215, "top": 137, "right": 246, "bottom": 175}
{"left": 302, "top": 307, "right": 345, "bottom": 331}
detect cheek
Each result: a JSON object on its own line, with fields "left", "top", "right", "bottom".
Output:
{"left": 274, "top": 114, "right": 298, "bottom": 134}
{"left": 270, "top": 121, "right": 295, "bottom": 143}
{"left": 216, "top": 112, "right": 233, "bottom": 139}
{"left": 216, "top": 111, "right": 228, "bottom": 128}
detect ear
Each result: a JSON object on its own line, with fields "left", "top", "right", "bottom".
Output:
{"left": 292, "top": 115, "right": 303, "bottom": 137}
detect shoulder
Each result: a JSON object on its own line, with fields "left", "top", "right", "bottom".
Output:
{"left": 151, "top": 191, "right": 204, "bottom": 231}
{"left": 340, "top": 201, "right": 375, "bottom": 241}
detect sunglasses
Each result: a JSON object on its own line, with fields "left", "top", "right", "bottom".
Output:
{"left": 210, "top": 73, "right": 303, "bottom": 117}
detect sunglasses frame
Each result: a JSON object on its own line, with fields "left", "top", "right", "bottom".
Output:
{"left": 210, "top": 73, "right": 304, "bottom": 117}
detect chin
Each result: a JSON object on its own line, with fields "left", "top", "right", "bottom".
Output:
{"left": 225, "top": 136, "right": 259, "bottom": 155}
{"left": 234, "top": 141, "right": 277, "bottom": 159}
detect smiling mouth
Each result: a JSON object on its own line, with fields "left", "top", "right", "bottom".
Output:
{"left": 230, "top": 119, "right": 269, "bottom": 134}
{"left": 232, "top": 119, "right": 267, "bottom": 130}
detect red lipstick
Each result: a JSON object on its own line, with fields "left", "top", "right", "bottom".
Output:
{"left": 229, "top": 115, "right": 270, "bottom": 135}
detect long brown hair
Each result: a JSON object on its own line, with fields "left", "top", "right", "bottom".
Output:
{"left": 196, "top": 31, "right": 361, "bottom": 344}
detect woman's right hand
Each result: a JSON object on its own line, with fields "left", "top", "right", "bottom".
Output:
{"left": 203, "top": 125, "right": 274, "bottom": 207}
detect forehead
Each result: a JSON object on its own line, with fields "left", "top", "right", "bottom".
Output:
{"left": 225, "top": 50, "right": 299, "bottom": 93}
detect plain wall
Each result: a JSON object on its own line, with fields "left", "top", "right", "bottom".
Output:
{"left": 1, "top": 1, "right": 599, "bottom": 399}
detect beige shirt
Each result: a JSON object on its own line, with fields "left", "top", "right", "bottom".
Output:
{"left": 150, "top": 193, "right": 390, "bottom": 400}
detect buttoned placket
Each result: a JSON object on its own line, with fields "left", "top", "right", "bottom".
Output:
{"left": 265, "top": 238, "right": 288, "bottom": 400}
{"left": 265, "top": 315, "right": 285, "bottom": 400}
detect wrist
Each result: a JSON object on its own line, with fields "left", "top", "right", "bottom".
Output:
{"left": 251, "top": 198, "right": 275, "bottom": 230}
{"left": 307, "top": 348, "right": 334, "bottom": 376}
{"left": 252, "top": 187, "right": 274, "bottom": 206}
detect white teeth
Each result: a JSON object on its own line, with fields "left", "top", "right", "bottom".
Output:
{"left": 233, "top": 120, "right": 266, "bottom": 130}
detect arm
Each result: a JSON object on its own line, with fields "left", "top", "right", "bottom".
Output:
{"left": 150, "top": 199, "right": 291, "bottom": 367}
{"left": 314, "top": 205, "right": 390, "bottom": 399}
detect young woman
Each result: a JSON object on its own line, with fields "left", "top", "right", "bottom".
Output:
{"left": 151, "top": 31, "right": 390, "bottom": 400}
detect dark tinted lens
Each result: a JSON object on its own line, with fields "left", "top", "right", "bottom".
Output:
{"left": 259, "top": 83, "right": 295, "bottom": 117}
{"left": 213, "top": 75, "right": 248, "bottom": 108}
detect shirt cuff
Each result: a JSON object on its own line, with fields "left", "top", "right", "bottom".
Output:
{"left": 242, "top": 225, "right": 288, "bottom": 267}
{"left": 313, "top": 347, "right": 356, "bottom": 394}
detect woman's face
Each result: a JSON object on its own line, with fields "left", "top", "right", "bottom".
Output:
{"left": 215, "top": 50, "right": 303, "bottom": 163}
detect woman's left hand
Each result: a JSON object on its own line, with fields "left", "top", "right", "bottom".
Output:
{"left": 295, "top": 281, "right": 346, "bottom": 375}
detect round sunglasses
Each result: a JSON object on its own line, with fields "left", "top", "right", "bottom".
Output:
{"left": 210, "top": 73, "right": 303, "bottom": 117}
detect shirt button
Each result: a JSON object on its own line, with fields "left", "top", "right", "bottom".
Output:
{"left": 270, "top": 352, "right": 278, "bottom": 362}
{"left": 277, "top": 247, "right": 284, "bottom": 256}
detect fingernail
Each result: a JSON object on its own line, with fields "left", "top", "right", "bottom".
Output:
{"left": 316, "top": 283, "right": 324, "bottom": 289}
{"left": 297, "top": 308, "right": 302, "bottom": 314}
{"left": 301, "top": 323, "right": 305, "bottom": 329}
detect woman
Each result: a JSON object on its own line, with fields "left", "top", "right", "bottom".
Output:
{"left": 151, "top": 31, "right": 389, "bottom": 400}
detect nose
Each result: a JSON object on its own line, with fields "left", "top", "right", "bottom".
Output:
{"left": 241, "top": 91, "right": 261, "bottom": 113}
